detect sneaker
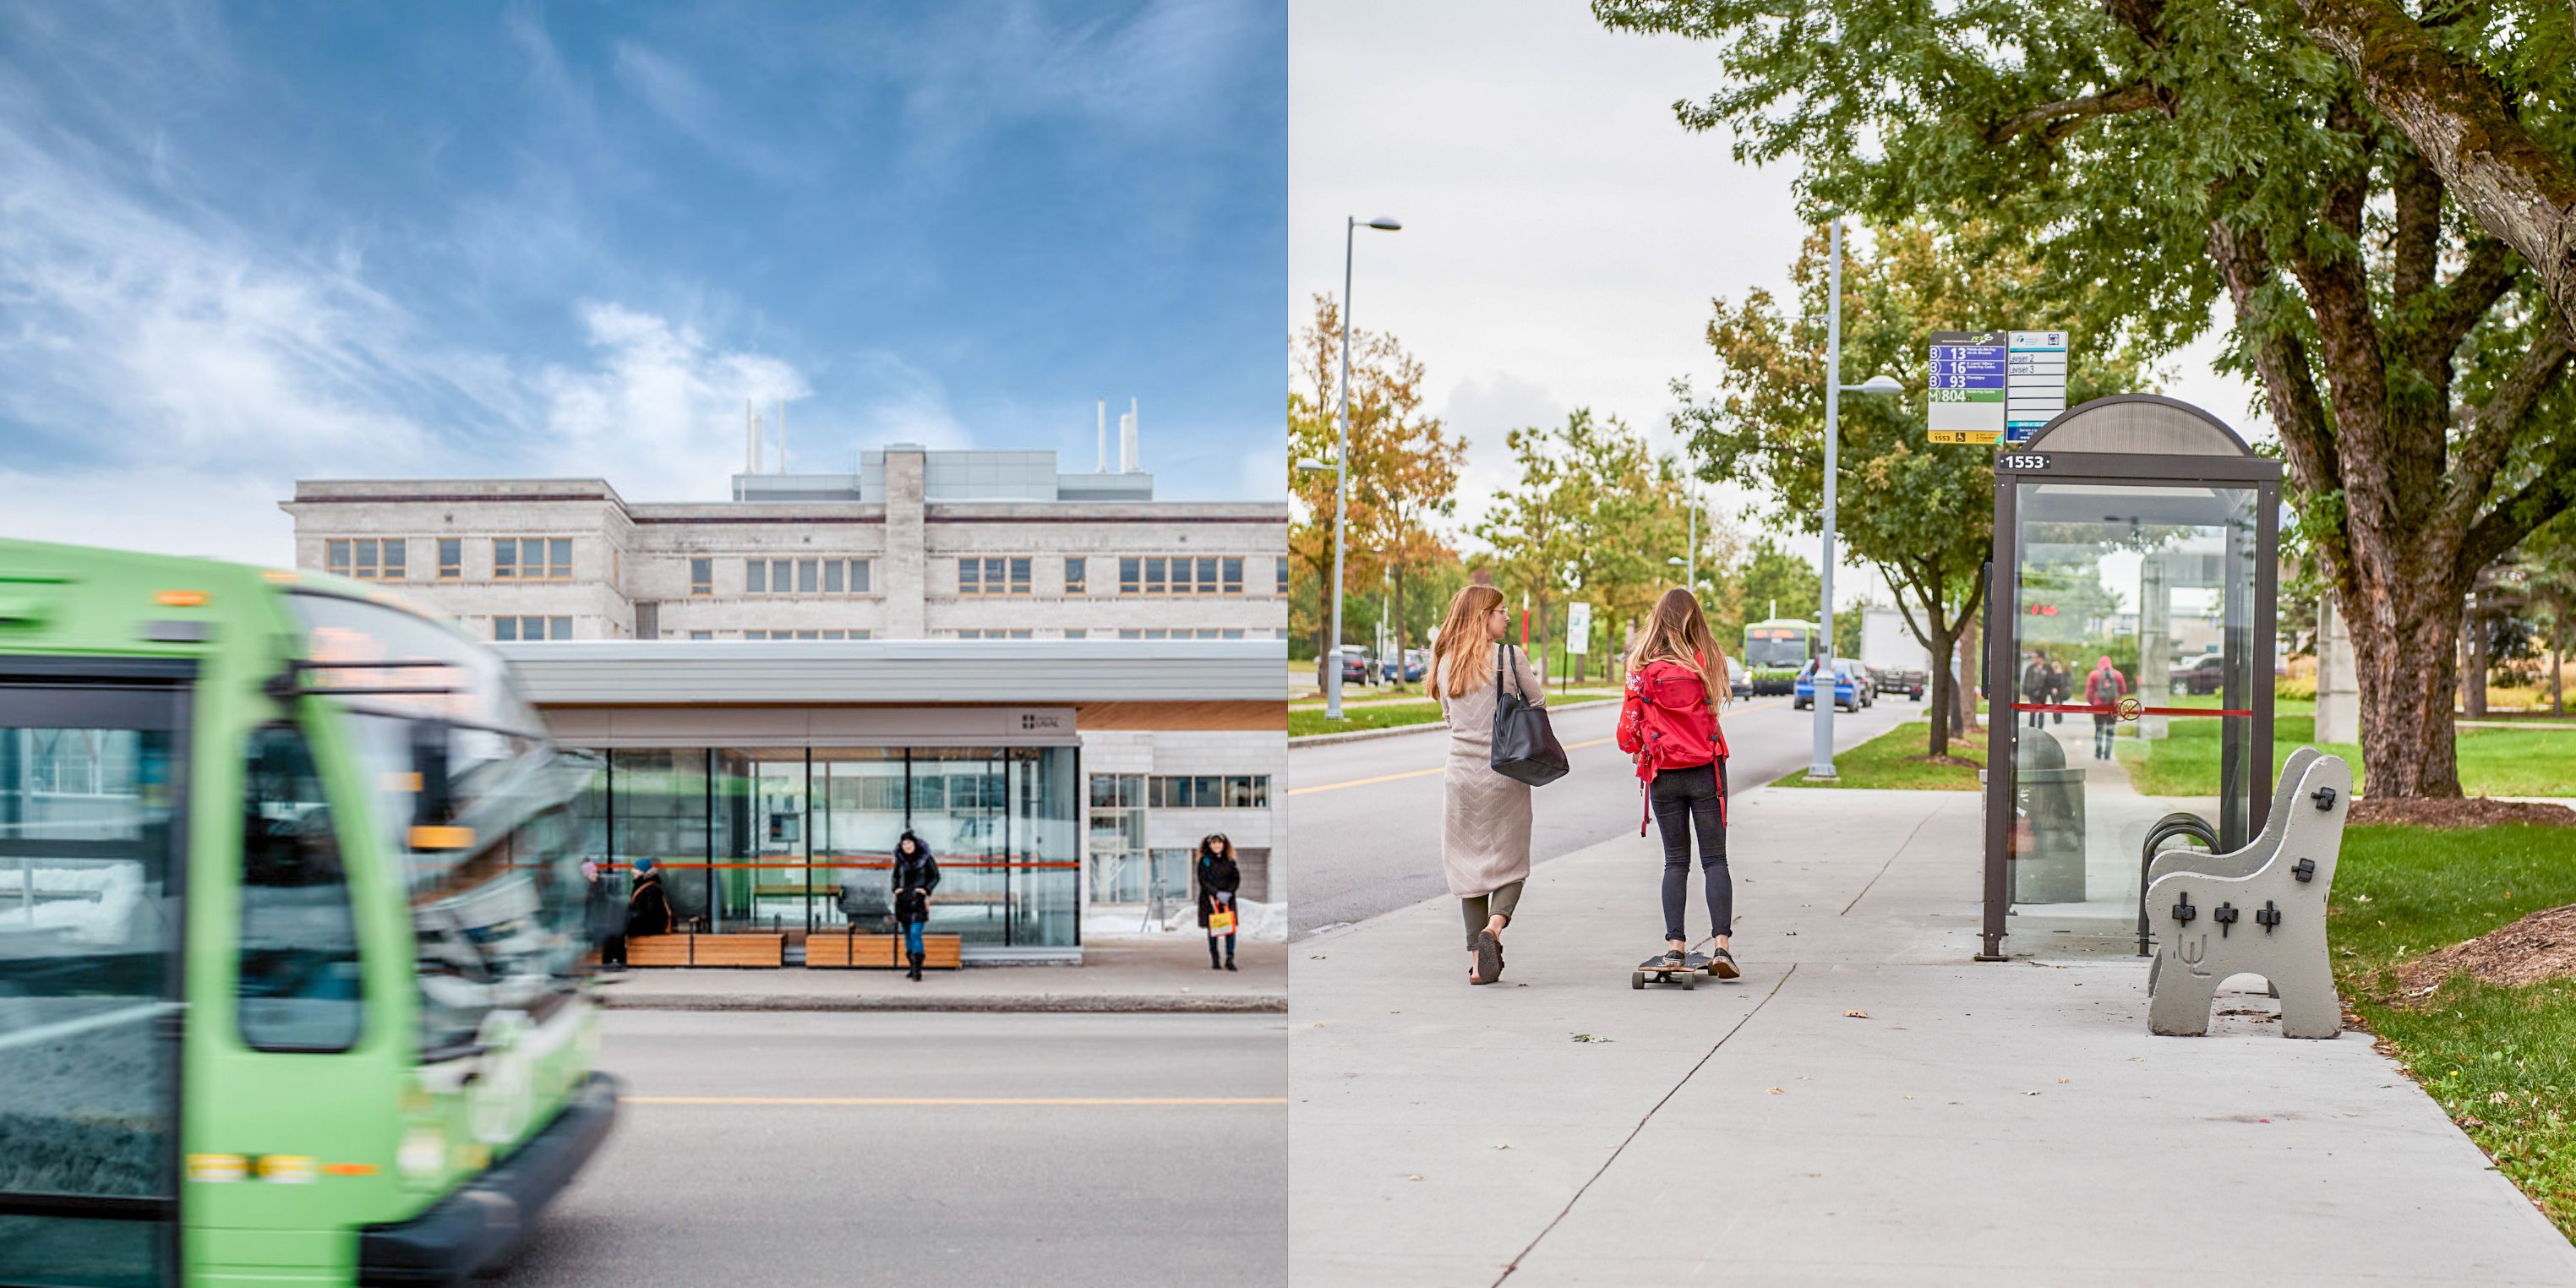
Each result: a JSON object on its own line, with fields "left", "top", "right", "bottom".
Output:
{"left": 1225, "top": 960, "right": 1238, "bottom": 972}
{"left": 1474, "top": 930, "right": 1504, "bottom": 984}
{"left": 1710, "top": 947, "right": 1740, "bottom": 980}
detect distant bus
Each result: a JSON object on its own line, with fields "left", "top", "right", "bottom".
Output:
{"left": 1742, "top": 618, "right": 1820, "bottom": 695}
{"left": 1, "top": 538, "right": 613, "bottom": 1287}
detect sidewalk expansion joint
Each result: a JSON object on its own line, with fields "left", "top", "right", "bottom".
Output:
{"left": 1839, "top": 802, "right": 1940, "bottom": 917}
{"left": 1491, "top": 961, "right": 1799, "bottom": 1286}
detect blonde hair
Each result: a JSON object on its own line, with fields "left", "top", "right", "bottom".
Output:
{"left": 1624, "top": 587, "right": 1725, "bottom": 709}
{"left": 1433, "top": 584, "right": 1506, "bottom": 698}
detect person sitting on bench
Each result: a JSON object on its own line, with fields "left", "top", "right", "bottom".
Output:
{"left": 626, "top": 856, "right": 674, "bottom": 941}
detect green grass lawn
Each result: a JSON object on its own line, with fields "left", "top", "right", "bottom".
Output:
{"left": 2119, "top": 712, "right": 2576, "bottom": 798}
{"left": 1287, "top": 701, "right": 1449, "bottom": 738}
{"left": 1771, "top": 721, "right": 1987, "bottom": 790}
{"left": 2332, "top": 825, "right": 2576, "bottom": 1239}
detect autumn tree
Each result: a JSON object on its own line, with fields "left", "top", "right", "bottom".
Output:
{"left": 1596, "top": 0, "right": 2576, "bottom": 796}
{"left": 1475, "top": 409, "right": 1696, "bottom": 680}
{"left": 1674, "top": 223, "right": 2153, "bottom": 756}
{"left": 1289, "top": 295, "right": 1465, "bottom": 680}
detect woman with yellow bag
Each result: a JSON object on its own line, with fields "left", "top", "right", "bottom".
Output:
{"left": 1196, "top": 832, "right": 1242, "bottom": 971}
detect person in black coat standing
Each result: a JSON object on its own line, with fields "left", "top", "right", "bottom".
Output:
{"left": 583, "top": 859, "right": 625, "bottom": 970}
{"left": 892, "top": 831, "right": 941, "bottom": 981}
{"left": 625, "top": 856, "right": 674, "bottom": 941}
{"left": 1195, "top": 833, "right": 1242, "bottom": 971}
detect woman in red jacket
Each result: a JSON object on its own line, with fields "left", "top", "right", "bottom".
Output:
{"left": 1616, "top": 588, "right": 1738, "bottom": 980}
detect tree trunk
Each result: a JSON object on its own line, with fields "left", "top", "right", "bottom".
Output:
{"left": 1955, "top": 619, "right": 1979, "bottom": 734}
{"left": 2349, "top": 581, "right": 2468, "bottom": 796}
{"left": 1924, "top": 619, "right": 1958, "bottom": 757}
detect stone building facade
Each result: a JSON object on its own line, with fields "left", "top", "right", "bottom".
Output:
{"left": 279, "top": 445, "right": 1288, "bottom": 930}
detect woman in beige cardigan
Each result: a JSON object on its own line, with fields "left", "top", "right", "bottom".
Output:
{"left": 1428, "top": 584, "right": 1546, "bottom": 985}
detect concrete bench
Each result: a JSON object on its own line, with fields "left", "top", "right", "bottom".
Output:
{"left": 626, "top": 931, "right": 786, "bottom": 969}
{"left": 2144, "top": 748, "right": 2349, "bottom": 1039}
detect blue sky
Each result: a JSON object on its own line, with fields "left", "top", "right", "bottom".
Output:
{"left": 0, "top": 0, "right": 1285, "bottom": 563}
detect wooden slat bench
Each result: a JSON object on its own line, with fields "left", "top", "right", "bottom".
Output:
{"left": 625, "top": 931, "right": 785, "bottom": 968}
{"left": 804, "top": 931, "right": 962, "bottom": 969}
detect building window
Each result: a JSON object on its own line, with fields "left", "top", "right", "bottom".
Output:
{"left": 957, "top": 557, "right": 1032, "bottom": 598}
{"left": 1065, "top": 629, "right": 1087, "bottom": 640}
{"left": 849, "top": 559, "right": 872, "bottom": 593}
{"left": 1277, "top": 559, "right": 1288, "bottom": 597}
{"left": 690, "top": 558, "right": 712, "bottom": 596}
{"left": 1065, "top": 557, "right": 1087, "bottom": 594}
{"left": 1149, "top": 775, "right": 1269, "bottom": 810}
{"left": 690, "top": 630, "right": 713, "bottom": 640}
{"left": 493, "top": 538, "right": 571, "bottom": 581}
{"left": 955, "top": 629, "right": 1034, "bottom": 640}
{"left": 1222, "top": 557, "right": 1243, "bottom": 594}
{"left": 438, "top": 538, "right": 461, "bottom": 580}
{"left": 1120, "top": 557, "right": 1140, "bottom": 594}
{"left": 824, "top": 560, "right": 843, "bottom": 593}
{"left": 746, "top": 557, "right": 870, "bottom": 596}
{"left": 745, "top": 559, "right": 765, "bottom": 593}
{"left": 1087, "top": 774, "right": 1148, "bottom": 904}
{"left": 495, "top": 615, "right": 571, "bottom": 642}
{"left": 325, "top": 538, "right": 405, "bottom": 581}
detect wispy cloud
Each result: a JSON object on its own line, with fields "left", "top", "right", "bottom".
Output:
{"left": 610, "top": 41, "right": 801, "bottom": 183}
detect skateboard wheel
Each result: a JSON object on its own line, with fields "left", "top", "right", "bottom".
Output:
{"left": 1680, "top": 971, "right": 1696, "bottom": 990}
{"left": 1630, "top": 972, "right": 1645, "bottom": 990}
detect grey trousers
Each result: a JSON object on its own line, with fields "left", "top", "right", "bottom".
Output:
{"left": 1461, "top": 879, "right": 1525, "bottom": 949}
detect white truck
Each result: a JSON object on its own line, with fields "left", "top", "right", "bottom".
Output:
{"left": 1860, "top": 605, "right": 1934, "bottom": 700}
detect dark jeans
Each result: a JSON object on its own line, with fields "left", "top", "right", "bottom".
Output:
{"left": 1208, "top": 931, "right": 1236, "bottom": 964}
{"left": 2093, "top": 716, "right": 2117, "bottom": 760}
{"left": 1652, "top": 761, "right": 1731, "bottom": 943}
{"left": 2026, "top": 706, "right": 2046, "bottom": 728}
{"left": 901, "top": 921, "right": 925, "bottom": 957}
{"left": 599, "top": 934, "right": 625, "bottom": 968}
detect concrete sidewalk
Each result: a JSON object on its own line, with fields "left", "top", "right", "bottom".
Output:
{"left": 598, "top": 937, "right": 1285, "bottom": 1013}
{"left": 1288, "top": 789, "right": 2576, "bottom": 1286}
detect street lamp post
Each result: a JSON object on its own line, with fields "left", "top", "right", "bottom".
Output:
{"left": 1809, "top": 216, "right": 1905, "bottom": 780}
{"left": 1323, "top": 216, "right": 1403, "bottom": 721}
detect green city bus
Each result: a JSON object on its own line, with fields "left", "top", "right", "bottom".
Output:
{"left": 1741, "top": 618, "right": 1819, "bottom": 696}
{"left": 1, "top": 538, "right": 614, "bottom": 1287}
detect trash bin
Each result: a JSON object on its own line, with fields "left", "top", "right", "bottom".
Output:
{"left": 2011, "top": 732, "right": 2088, "bottom": 903}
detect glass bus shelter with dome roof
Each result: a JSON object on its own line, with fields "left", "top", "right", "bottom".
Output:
{"left": 1979, "top": 396, "right": 2282, "bottom": 960}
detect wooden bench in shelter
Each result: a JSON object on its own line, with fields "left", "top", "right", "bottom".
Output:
{"left": 625, "top": 929, "right": 786, "bottom": 968}
{"left": 804, "top": 931, "right": 962, "bottom": 969}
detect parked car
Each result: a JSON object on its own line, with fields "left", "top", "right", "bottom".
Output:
{"left": 1379, "top": 648, "right": 1427, "bottom": 684}
{"left": 1874, "top": 665, "right": 1929, "bottom": 699}
{"left": 1793, "top": 658, "right": 1866, "bottom": 712}
{"left": 2169, "top": 652, "right": 2227, "bottom": 696}
{"left": 1334, "top": 646, "right": 1374, "bottom": 685}
{"left": 1726, "top": 655, "right": 1752, "bottom": 700}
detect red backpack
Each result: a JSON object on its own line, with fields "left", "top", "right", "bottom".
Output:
{"left": 1616, "top": 655, "right": 1730, "bottom": 834}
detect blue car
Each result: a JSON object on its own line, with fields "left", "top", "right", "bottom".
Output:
{"left": 1793, "top": 658, "right": 1863, "bottom": 712}
{"left": 1379, "top": 648, "right": 1427, "bottom": 684}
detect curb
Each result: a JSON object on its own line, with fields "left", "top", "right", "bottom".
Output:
{"left": 1290, "top": 697, "right": 1621, "bottom": 748}
{"left": 599, "top": 992, "right": 1288, "bottom": 1014}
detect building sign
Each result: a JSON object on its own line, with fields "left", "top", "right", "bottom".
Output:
{"left": 1565, "top": 602, "right": 1592, "bottom": 656}
{"left": 2006, "top": 330, "right": 2069, "bottom": 445}
{"left": 1927, "top": 330, "right": 2006, "bottom": 444}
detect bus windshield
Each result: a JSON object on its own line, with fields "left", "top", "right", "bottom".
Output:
{"left": 1743, "top": 626, "right": 1810, "bottom": 669}
{"left": 286, "top": 593, "right": 595, "bottom": 1055}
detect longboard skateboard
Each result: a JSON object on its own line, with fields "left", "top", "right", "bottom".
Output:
{"left": 1632, "top": 952, "right": 1711, "bottom": 990}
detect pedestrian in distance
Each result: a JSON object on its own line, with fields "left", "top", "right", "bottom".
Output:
{"left": 1616, "top": 587, "right": 1738, "bottom": 980}
{"left": 2085, "top": 655, "right": 2129, "bottom": 761}
{"left": 1428, "top": 583, "right": 1543, "bottom": 986}
{"left": 891, "top": 830, "right": 941, "bottom": 980}
{"left": 1197, "top": 832, "right": 1242, "bottom": 971}
{"left": 625, "top": 855, "right": 674, "bottom": 941}
{"left": 582, "top": 858, "right": 625, "bottom": 972}
{"left": 2048, "top": 657, "right": 2073, "bottom": 725}
{"left": 2021, "top": 649, "right": 2052, "bottom": 729}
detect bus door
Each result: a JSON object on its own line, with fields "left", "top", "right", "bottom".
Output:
{"left": 0, "top": 660, "right": 194, "bottom": 1288}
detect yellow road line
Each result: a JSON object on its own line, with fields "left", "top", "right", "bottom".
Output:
{"left": 621, "top": 1095, "right": 1285, "bottom": 1107}
{"left": 1289, "top": 698, "right": 1788, "bottom": 798}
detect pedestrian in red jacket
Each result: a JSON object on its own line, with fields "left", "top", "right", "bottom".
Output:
{"left": 1616, "top": 587, "right": 1738, "bottom": 980}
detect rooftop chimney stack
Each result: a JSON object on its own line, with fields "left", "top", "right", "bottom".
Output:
{"left": 777, "top": 400, "right": 788, "bottom": 473}
{"left": 745, "top": 399, "right": 761, "bottom": 473}
{"left": 1096, "top": 398, "right": 1108, "bottom": 473}
{"left": 1120, "top": 397, "right": 1139, "bottom": 473}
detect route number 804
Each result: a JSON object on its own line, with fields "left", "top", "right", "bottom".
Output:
{"left": 1996, "top": 452, "right": 2050, "bottom": 471}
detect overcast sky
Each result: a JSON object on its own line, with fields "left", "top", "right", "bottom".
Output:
{"left": 1289, "top": 0, "right": 2262, "bottom": 608}
{"left": 0, "top": 0, "right": 1285, "bottom": 566}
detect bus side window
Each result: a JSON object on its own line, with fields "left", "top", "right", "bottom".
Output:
{"left": 237, "top": 723, "right": 365, "bottom": 1051}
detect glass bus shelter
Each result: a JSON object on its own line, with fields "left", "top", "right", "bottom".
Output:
{"left": 1980, "top": 396, "right": 2281, "bottom": 958}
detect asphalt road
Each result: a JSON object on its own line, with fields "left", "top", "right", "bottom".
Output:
{"left": 501, "top": 1012, "right": 1286, "bottom": 1288}
{"left": 1285, "top": 690, "right": 1918, "bottom": 935}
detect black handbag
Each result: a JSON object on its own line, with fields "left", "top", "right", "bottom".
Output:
{"left": 1488, "top": 643, "right": 1570, "bottom": 786}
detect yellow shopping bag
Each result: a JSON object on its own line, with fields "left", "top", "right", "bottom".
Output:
{"left": 1208, "top": 908, "right": 1237, "bottom": 936}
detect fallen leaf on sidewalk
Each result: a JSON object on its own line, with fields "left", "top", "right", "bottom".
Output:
{"left": 1570, "top": 1033, "right": 1611, "bottom": 1043}
{"left": 1902, "top": 1094, "right": 1915, "bottom": 1100}
{"left": 1405, "top": 1174, "right": 1424, "bottom": 1182}
{"left": 1493, "top": 1143, "right": 1511, "bottom": 1150}
{"left": 1843, "top": 1009, "right": 1869, "bottom": 1019}
{"left": 2128, "top": 1056, "right": 2146, "bottom": 1062}
{"left": 2058, "top": 1078, "right": 2071, "bottom": 1083}
{"left": 2025, "top": 1090, "right": 2043, "bottom": 1096}
{"left": 1766, "top": 1087, "right": 1783, "bottom": 1094}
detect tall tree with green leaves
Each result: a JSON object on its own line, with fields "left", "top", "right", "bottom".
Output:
{"left": 1675, "top": 223, "right": 2152, "bottom": 756}
{"left": 1596, "top": 0, "right": 2576, "bottom": 796}
{"left": 1475, "top": 409, "right": 1695, "bottom": 679}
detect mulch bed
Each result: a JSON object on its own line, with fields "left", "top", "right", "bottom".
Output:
{"left": 2394, "top": 903, "right": 2576, "bottom": 995}
{"left": 1907, "top": 754, "right": 1983, "bottom": 769}
{"left": 2348, "top": 797, "right": 2576, "bottom": 828}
